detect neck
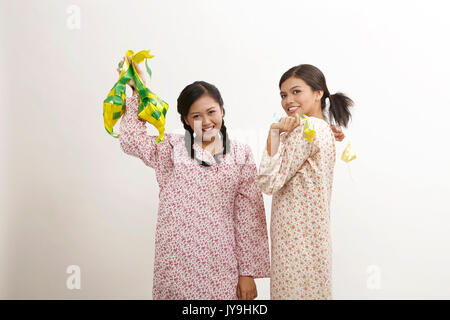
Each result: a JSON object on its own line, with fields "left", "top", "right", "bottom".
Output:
{"left": 199, "top": 135, "right": 224, "bottom": 155}
{"left": 307, "top": 105, "right": 324, "bottom": 120}
{"left": 202, "top": 138, "right": 215, "bottom": 149}
{"left": 195, "top": 134, "right": 220, "bottom": 149}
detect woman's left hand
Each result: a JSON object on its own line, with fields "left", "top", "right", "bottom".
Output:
{"left": 331, "top": 125, "right": 345, "bottom": 141}
{"left": 237, "top": 276, "right": 257, "bottom": 300}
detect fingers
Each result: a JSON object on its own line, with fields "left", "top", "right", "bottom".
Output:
{"left": 116, "top": 56, "right": 140, "bottom": 88}
{"left": 335, "top": 132, "right": 345, "bottom": 141}
{"left": 330, "top": 124, "right": 346, "bottom": 141}
{"left": 295, "top": 113, "right": 301, "bottom": 126}
{"left": 331, "top": 125, "right": 343, "bottom": 134}
{"left": 117, "top": 57, "right": 125, "bottom": 74}
{"left": 275, "top": 115, "right": 301, "bottom": 134}
{"left": 121, "top": 56, "right": 136, "bottom": 71}
{"left": 292, "top": 114, "right": 301, "bottom": 131}
{"left": 238, "top": 287, "right": 257, "bottom": 300}
{"left": 241, "top": 290, "right": 252, "bottom": 300}
{"left": 247, "top": 289, "right": 257, "bottom": 300}
{"left": 271, "top": 122, "right": 280, "bottom": 130}
{"left": 282, "top": 116, "right": 299, "bottom": 133}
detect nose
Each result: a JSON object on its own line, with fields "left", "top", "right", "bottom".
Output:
{"left": 286, "top": 94, "right": 295, "bottom": 105}
{"left": 203, "top": 118, "right": 214, "bottom": 126}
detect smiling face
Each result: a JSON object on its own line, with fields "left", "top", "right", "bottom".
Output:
{"left": 280, "top": 76, "right": 323, "bottom": 118}
{"left": 184, "top": 94, "right": 224, "bottom": 142}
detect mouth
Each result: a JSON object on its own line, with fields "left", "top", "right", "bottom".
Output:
{"left": 202, "top": 125, "right": 215, "bottom": 133}
{"left": 287, "top": 106, "right": 300, "bottom": 113}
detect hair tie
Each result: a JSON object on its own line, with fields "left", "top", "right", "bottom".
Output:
{"left": 323, "top": 96, "right": 331, "bottom": 122}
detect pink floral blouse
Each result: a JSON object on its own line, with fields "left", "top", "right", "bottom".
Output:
{"left": 119, "top": 94, "right": 270, "bottom": 299}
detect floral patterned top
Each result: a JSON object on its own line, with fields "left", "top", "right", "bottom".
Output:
{"left": 257, "top": 118, "right": 336, "bottom": 300}
{"left": 119, "top": 93, "right": 270, "bottom": 299}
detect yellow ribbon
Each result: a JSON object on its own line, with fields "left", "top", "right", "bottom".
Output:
{"left": 103, "top": 50, "right": 169, "bottom": 143}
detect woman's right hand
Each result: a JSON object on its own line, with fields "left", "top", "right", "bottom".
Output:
{"left": 267, "top": 116, "right": 299, "bottom": 156}
{"left": 116, "top": 56, "right": 147, "bottom": 90}
{"left": 271, "top": 115, "right": 300, "bottom": 134}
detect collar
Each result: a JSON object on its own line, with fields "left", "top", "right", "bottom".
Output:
{"left": 192, "top": 141, "right": 225, "bottom": 166}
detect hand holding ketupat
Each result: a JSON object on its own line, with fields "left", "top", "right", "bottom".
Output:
{"left": 270, "top": 114, "right": 300, "bottom": 133}
{"left": 272, "top": 113, "right": 316, "bottom": 143}
{"left": 117, "top": 55, "right": 147, "bottom": 91}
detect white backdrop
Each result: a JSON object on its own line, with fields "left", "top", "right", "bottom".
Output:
{"left": 1, "top": 0, "right": 450, "bottom": 299}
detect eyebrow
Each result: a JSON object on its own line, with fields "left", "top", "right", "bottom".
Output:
{"left": 280, "top": 85, "right": 303, "bottom": 93}
{"left": 189, "top": 106, "right": 217, "bottom": 115}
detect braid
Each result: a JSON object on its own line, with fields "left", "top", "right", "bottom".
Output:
{"left": 183, "top": 122, "right": 195, "bottom": 159}
{"left": 220, "top": 120, "right": 230, "bottom": 156}
{"left": 183, "top": 122, "right": 210, "bottom": 166}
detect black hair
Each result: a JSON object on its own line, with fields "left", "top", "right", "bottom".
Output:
{"left": 177, "top": 81, "right": 230, "bottom": 166}
{"left": 279, "top": 64, "right": 354, "bottom": 127}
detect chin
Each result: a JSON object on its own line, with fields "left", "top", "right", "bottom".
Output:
{"left": 202, "top": 132, "right": 216, "bottom": 140}
{"left": 202, "top": 136, "right": 216, "bottom": 143}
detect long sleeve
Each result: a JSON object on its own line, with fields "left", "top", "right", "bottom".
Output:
{"left": 257, "top": 121, "right": 318, "bottom": 195}
{"left": 119, "top": 93, "right": 172, "bottom": 169}
{"left": 233, "top": 145, "right": 270, "bottom": 278}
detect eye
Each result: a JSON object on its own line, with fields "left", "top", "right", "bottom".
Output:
{"left": 280, "top": 94, "right": 286, "bottom": 99}
{"left": 193, "top": 115, "right": 199, "bottom": 119}
{"left": 293, "top": 90, "right": 301, "bottom": 94}
{"left": 209, "top": 110, "right": 215, "bottom": 114}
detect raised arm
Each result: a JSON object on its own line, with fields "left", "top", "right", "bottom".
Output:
{"left": 257, "top": 121, "right": 317, "bottom": 195}
{"left": 119, "top": 93, "right": 170, "bottom": 168}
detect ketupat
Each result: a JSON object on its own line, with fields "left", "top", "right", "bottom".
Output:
{"left": 341, "top": 141, "right": 356, "bottom": 162}
{"left": 103, "top": 50, "right": 169, "bottom": 143}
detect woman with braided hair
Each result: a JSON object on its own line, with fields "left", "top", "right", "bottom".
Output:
{"left": 118, "top": 57, "right": 270, "bottom": 300}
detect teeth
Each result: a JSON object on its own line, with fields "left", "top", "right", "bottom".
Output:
{"left": 288, "top": 107, "right": 299, "bottom": 111}
{"left": 203, "top": 126, "right": 214, "bottom": 132}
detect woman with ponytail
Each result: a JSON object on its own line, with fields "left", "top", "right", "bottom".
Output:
{"left": 257, "top": 64, "right": 354, "bottom": 300}
{"left": 117, "top": 58, "right": 270, "bottom": 300}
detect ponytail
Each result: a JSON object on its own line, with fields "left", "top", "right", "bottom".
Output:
{"left": 327, "top": 92, "right": 354, "bottom": 128}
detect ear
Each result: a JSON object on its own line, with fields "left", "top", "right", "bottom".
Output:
{"left": 316, "top": 90, "right": 324, "bottom": 101}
